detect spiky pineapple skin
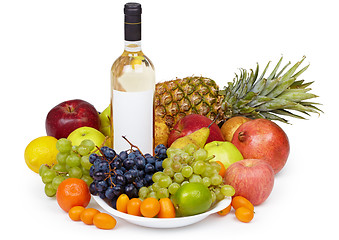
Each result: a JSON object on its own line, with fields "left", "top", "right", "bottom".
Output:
{"left": 154, "top": 76, "right": 224, "bottom": 129}
{"left": 154, "top": 57, "right": 322, "bottom": 134}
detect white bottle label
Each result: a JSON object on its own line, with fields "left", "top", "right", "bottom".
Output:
{"left": 112, "top": 89, "right": 153, "bottom": 154}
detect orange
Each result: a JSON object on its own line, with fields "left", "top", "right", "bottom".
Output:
{"left": 140, "top": 197, "right": 160, "bottom": 218}
{"left": 116, "top": 194, "right": 129, "bottom": 213}
{"left": 127, "top": 198, "right": 142, "bottom": 216}
{"left": 158, "top": 198, "right": 176, "bottom": 218}
{"left": 217, "top": 204, "right": 231, "bottom": 216}
{"left": 216, "top": 161, "right": 226, "bottom": 177}
{"left": 93, "top": 213, "right": 117, "bottom": 230}
{"left": 80, "top": 208, "right": 100, "bottom": 225}
{"left": 68, "top": 206, "right": 85, "bottom": 221}
{"left": 56, "top": 178, "right": 91, "bottom": 212}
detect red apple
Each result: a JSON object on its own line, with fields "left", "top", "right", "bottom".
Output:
{"left": 168, "top": 114, "right": 225, "bottom": 146}
{"left": 45, "top": 99, "right": 101, "bottom": 139}
{"left": 224, "top": 159, "right": 274, "bottom": 206}
{"left": 232, "top": 119, "right": 289, "bottom": 174}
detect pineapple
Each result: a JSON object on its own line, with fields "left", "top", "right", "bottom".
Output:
{"left": 154, "top": 56, "right": 322, "bottom": 134}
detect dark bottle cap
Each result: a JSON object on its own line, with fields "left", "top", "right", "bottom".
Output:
{"left": 124, "top": 2, "right": 142, "bottom": 41}
{"left": 124, "top": 2, "right": 142, "bottom": 15}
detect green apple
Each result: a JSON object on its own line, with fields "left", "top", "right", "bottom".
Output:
{"left": 204, "top": 141, "right": 243, "bottom": 170}
{"left": 99, "top": 105, "right": 111, "bottom": 137}
{"left": 67, "top": 126, "right": 107, "bottom": 152}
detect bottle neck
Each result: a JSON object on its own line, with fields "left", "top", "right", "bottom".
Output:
{"left": 124, "top": 3, "right": 142, "bottom": 52}
{"left": 124, "top": 40, "right": 142, "bottom": 52}
{"left": 124, "top": 15, "right": 141, "bottom": 42}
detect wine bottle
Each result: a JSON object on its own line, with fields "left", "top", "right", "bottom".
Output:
{"left": 110, "top": 2, "right": 155, "bottom": 154}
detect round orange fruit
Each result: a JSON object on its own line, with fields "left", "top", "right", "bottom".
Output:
{"left": 68, "top": 206, "right": 85, "bottom": 221}
{"left": 56, "top": 178, "right": 91, "bottom": 212}
{"left": 80, "top": 208, "right": 100, "bottom": 225}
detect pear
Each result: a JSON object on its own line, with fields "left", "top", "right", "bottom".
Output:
{"left": 99, "top": 105, "right": 111, "bottom": 136}
{"left": 170, "top": 127, "right": 210, "bottom": 149}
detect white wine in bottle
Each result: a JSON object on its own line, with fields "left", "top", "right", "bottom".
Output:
{"left": 110, "top": 2, "right": 155, "bottom": 154}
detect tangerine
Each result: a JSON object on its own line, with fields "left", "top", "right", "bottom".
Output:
{"left": 235, "top": 207, "right": 254, "bottom": 223}
{"left": 127, "top": 198, "right": 142, "bottom": 216}
{"left": 140, "top": 197, "right": 160, "bottom": 218}
{"left": 116, "top": 194, "right": 129, "bottom": 213}
{"left": 158, "top": 198, "right": 176, "bottom": 218}
{"left": 80, "top": 208, "right": 100, "bottom": 225}
{"left": 93, "top": 213, "right": 117, "bottom": 230}
{"left": 68, "top": 206, "right": 85, "bottom": 221}
{"left": 231, "top": 196, "right": 254, "bottom": 212}
{"left": 217, "top": 204, "right": 231, "bottom": 216}
{"left": 216, "top": 161, "right": 226, "bottom": 177}
{"left": 56, "top": 178, "right": 91, "bottom": 212}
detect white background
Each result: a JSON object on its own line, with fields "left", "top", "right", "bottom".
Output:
{"left": 1, "top": 0, "right": 338, "bottom": 239}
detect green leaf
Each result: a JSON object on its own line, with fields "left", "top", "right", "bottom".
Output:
{"left": 278, "top": 89, "right": 318, "bottom": 102}
{"left": 267, "top": 56, "right": 283, "bottom": 81}
{"left": 267, "top": 77, "right": 296, "bottom": 98}
{"left": 285, "top": 102, "right": 319, "bottom": 113}
{"left": 257, "top": 61, "right": 270, "bottom": 82}
{"left": 271, "top": 109, "right": 306, "bottom": 120}
{"left": 247, "top": 68, "right": 257, "bottom": 90}
{"left": 276, "top": 61, "right": 291, "bottom": 78}
{"left": 257, "top": 98, "right": 297, "bottom": 111}
{"left": 251, "top": 78, "right": 267, "bottom": 94}
{"left": 261, "top": 77, "right": 280, "bottom": 96}
{"left": 267, "top": 57, "right": 305, "bottom": 98}
{"left": 292, "top": 62, "right": 309, "bottom": 79}
{"left": 239, "top": 106, "right": 256, "bottom": 114}
{"left": 248, "top": 95, "right": 272, "bottom": 107}
{"left": 243, "top": 91, "right": 257, "bottom": 101}
{"left": 259, "top": 112, "right": 289, "bottom": 123}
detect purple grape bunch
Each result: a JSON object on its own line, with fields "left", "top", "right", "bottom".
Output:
{"left": 89, "top": 144, "right": 167, "bottom": 208}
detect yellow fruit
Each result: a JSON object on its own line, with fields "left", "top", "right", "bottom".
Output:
{"left": 24, "top": 136, "right": 58, "bottom": 173}
{"left": 154, "top": 116, "right": 170, "bottom": 148}
{"left": 221, "top": 116, "right": 251, "bottom": 142}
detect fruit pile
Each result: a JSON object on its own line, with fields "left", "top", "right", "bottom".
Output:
{"left": 24, "top": 57, "right": 322, "bottom": 228}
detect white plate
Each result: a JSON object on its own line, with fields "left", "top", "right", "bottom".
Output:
{"left": 93, "top": 195, "right": 231, "bottom": 228}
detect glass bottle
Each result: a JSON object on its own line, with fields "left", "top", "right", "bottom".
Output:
{"left": 110, "top": 2, "right": 155, "bottom": 154}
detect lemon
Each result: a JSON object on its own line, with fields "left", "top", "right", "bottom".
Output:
{"left": 172, "top": 182, "right": 212, "bottom": 216}
{"left": 24, "top": 136, "right": 58, "bottom": 173}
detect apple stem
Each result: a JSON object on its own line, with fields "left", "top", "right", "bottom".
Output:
{"left": 207, "top": 113, "right": 221, "bottom": 128}
{"left": 206, "top": 155, "right": 216, "bottom": 161}
{"left": 122, "top": 136, "right": 146, "bottom": 158}
{"left": 66, "top": 105, "right": 73, "bottom": 113}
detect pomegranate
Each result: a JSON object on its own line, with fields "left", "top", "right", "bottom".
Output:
{"left": 231, "top": 119, "right": 289, "bottom": 174}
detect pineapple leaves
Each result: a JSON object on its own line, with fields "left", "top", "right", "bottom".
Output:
{"left": 221, "top": 56, "right": 322, "bottom": 123}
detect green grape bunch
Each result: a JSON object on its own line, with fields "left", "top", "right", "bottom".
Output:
{"left": 39, "top": 138, "right": 95, "bottom": 197}
{"left": 138, "top": 144, "right": 235, "bottom": 204}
